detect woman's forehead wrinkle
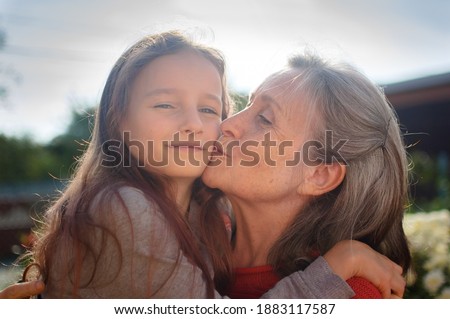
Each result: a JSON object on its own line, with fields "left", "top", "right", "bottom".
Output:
{"left": 251, "top": 71, "right": 309, "bottom": 123}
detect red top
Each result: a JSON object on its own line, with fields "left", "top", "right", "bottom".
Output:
{"left": 225, "top": 265, "right": 382, "bottom": 299}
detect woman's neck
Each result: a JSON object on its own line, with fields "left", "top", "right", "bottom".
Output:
{"left": 229, "top": 196, "right": 304, "bottom": 268}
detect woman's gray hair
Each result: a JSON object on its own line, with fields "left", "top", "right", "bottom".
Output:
{"left": 269, "top": 53, "right": 411, "bottom": 276}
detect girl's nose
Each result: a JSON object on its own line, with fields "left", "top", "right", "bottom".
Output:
{"left": 180, "top": 110, "right": 203, "bottom": 134}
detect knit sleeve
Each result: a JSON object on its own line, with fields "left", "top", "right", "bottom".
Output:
{"left": 45, "top": 186, "right": 357, "bottom": 299}
{"left": 347, "top": 277, "right": 382, "bottom": 299}
{"left": 260, "top": 256, "right": 355, "bottom": 299}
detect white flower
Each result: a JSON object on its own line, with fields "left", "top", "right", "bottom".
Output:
{"left": 404, "top": 210, "right": 450, "bottom": 259}
{"left": 424, "top": 252, "right": 449, "bottom": 271}
{"left": 423, "top": 269, "right": 446, "bottom": 294}
{"left": 406, "top": 270, "right": 417, "bottom": 286}
{"left": 405, "top": 210, "right": 450, "bottom": 298}
{"left": 404, "top": 210, "right": 450, "bottom": 252}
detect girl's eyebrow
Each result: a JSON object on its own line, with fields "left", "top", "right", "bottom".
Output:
{"left": 145, "top": 88, "right": 221, "bottom": 104}
{"left": 144, "top": 88, "right": 179, "bottom": 97}
{"left": 204, "top": 93, "right": 222, "bottom": 105}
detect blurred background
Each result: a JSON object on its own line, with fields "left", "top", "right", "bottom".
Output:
{"left": 0, "top": 0, "right": 449, "bottom": 298}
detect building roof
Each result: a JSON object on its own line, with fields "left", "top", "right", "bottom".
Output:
{"left": 383, "top": 72, "right": 450, "bottom": 109}
{"left": 0, "top": 180, "right": 65, "bottom": 203}
{"left": 384, "top": 72, "right": 450, "bottom": 94}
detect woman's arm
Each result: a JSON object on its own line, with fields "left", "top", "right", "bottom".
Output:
{"left": 261, "top": 256, "right": 355, "bottom": 298}
{"left": 323, "top": 240, "right": 405, "bottom": 298}
{"left": 262, "top": 240, "right": 405, "bottom": 299}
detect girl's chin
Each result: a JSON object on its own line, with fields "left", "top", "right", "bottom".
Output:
{"left": 168, "top": 165, "right": 208, "bottom": 179}
{"left": 142, "top": 163, "right": 207, "bottom": 180}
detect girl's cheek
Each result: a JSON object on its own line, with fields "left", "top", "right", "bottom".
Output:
{"left": 207, "top": 121, "right": 222, "bottom": 139}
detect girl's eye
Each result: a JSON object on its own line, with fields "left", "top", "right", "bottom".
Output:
{"left": 154, "top": 104, "right": 173, "bottom": 109}
{"left": 258, "top": 114, "right": 272, "bottom": 125}
{"left": 200, "top": 107, "right": 219, "bottom": 115}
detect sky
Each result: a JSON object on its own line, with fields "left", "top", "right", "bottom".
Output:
{"left": 0, "top": 0, "right": 449, "bottom": 142}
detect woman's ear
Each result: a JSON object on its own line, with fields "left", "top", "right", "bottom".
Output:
{"left": 298, "top": 163, "right": 346, "bottom": 196}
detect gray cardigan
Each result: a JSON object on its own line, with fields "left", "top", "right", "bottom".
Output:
{"left": 44, "top": 186, "right": 354, "bottom": 298}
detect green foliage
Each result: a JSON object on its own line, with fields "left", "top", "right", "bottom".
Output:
{"left": 0, "top": 135, "right": 58, "bottom": 182}
{"left": 406, "top": 151, "right": 450, "bottom": 298}
{"left": 0, "top": 28, "right": 21, "bottom": 107}
{"left": 45, "top": 108, "right": 95, "bottom": 178}
{"left": 0, "top": 107, "right": 95, "bottom": 183}
{"left": 230, "top": 91, "right": 248, "bottom": 113}
{"left": 0, "top": 29, "right": 5, "bottom": 49}
{"left": 0, "top": 28, "right": 7, "bottom": 105}
{"left": 409, "top": 151, "right": 450, "bottom": 212}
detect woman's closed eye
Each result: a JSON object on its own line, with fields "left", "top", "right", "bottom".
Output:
{"left": 258, "top": 114, "right": 272, "bottom": 125}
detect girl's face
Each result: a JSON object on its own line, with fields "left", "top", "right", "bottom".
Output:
{"left": 202, "top": 71, "right": 318, "bottom": 203}
{"left": 120, "top": 50, "right": 223, "bottom": 180}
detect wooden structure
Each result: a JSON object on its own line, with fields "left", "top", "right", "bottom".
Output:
{"left": 0, "top": 181, "right": 62, "bottom": 257}
{"left": 384, "top": 72, "right": 450, "bottom": 155}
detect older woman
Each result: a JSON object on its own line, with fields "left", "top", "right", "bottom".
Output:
{"left": 201, "top": 53, "right": 410, "bottom": 298}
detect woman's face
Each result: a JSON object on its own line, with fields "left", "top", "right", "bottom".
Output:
{"left": 202, "top": 70, "right": 317, "bottom": 202}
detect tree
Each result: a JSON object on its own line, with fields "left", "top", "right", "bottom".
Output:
{"left": 0, "top": 134, "right": 59, "bottom": 182}
{"left": 231, "top": 92, "right": 248, "bottom": 113}
{"left": 0, "top": 28, "right": 20, "bottom": 108}
{"left": 0, "top": 106, "right": 95, "bottom": 183}
{"left": 45, "top": 107, "right": 95, "bottom": 179}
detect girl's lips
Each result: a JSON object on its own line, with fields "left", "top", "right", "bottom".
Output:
{"left": 169, "top": 141, "right": 204, "bottom": 150}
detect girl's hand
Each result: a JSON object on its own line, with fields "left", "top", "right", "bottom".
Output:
{"left": 323, "top": 240, "right": 405, "bottom": 299}
{"left": 0, "top": 281, "right": 45, "bottom": 299}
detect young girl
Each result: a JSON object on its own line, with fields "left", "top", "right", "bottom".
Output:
{"left": 6, "top": 31, "right": 404, "bottom": 298}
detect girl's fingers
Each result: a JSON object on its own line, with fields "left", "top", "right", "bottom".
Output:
{"left": 0, "top": 281, "right": 44, "bottom": 299}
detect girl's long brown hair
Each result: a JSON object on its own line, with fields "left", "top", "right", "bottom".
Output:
{"left": 31, "top": 30, "right": 233, "bottom": 297}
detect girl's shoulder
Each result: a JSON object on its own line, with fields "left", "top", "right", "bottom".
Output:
{"left": 95, "top": 184, "right": 157, "bottom": 209}
{"left": 116, "top": 186, "right": 154, "bottom": 208}
{"left": 91, "top": 185, "right": 164, "bottom": 227}
{"left": 89, "top": 185, "right": 173, "bottom": 254}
